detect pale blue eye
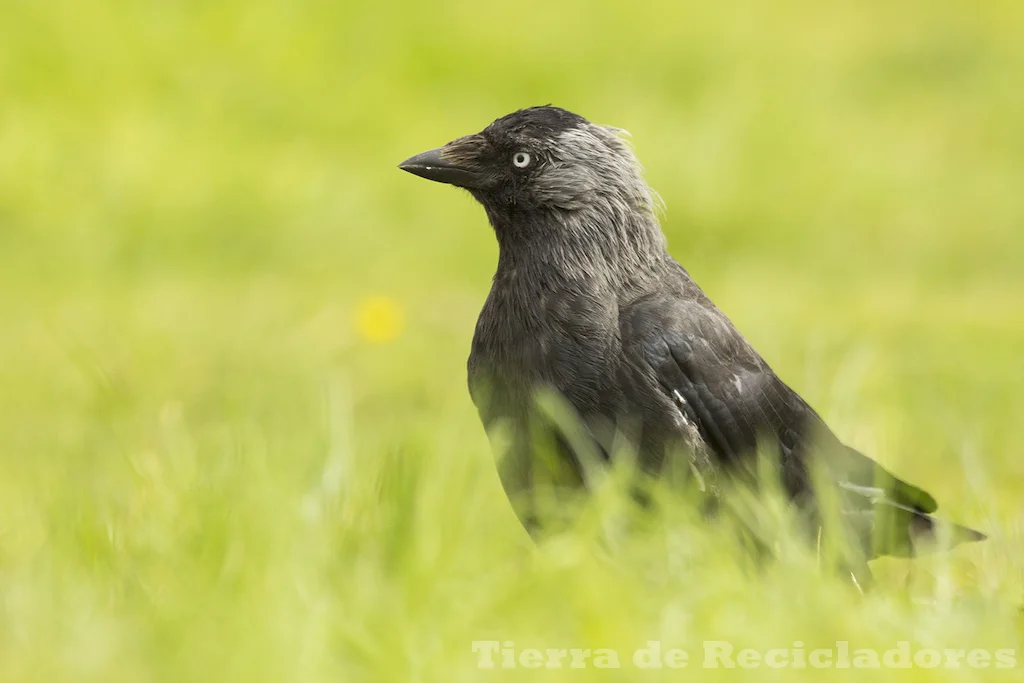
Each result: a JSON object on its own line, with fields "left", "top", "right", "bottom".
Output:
{"left": 512, "top": 152, "right": 531, "bottom": 168}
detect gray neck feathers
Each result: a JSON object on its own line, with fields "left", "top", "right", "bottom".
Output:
{"left": 487, "top": 124, "right": 669, "bottom": 294}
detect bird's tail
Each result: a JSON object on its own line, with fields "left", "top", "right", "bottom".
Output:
{"left": 842, "top": 497, "right": 986, "bottom": 559}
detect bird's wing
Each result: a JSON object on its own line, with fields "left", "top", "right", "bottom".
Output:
{"left": 626, "top": 293, "right": 812, "bottom": 496}
{"left": 830, "top": 444, "right": 936, "bottom": 513}
{"left": 622, "top": 288, "right": 937, "bottom": 513}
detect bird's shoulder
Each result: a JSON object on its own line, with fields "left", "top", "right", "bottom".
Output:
{"left": 619, "top": 264, "right": 766, "bottom": 373}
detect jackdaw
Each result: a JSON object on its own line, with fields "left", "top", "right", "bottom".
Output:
{"left": 399, "top": 105, "right": 984, "bottom": 563}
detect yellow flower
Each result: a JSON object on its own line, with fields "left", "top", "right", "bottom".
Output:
{"left": 355, "top": 296, "right": 404, "bottom": 343}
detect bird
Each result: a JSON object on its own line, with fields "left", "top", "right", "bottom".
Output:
{"left": 398, "top": 105, "right": 984, "bottom": 572}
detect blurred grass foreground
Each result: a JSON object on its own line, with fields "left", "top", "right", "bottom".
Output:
{"left": 1, "top": 0, "right": 1023, "bottom": 681}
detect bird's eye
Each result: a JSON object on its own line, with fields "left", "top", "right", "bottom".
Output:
{"left": 512, "top": 151, "right": 532, "bottom": 168}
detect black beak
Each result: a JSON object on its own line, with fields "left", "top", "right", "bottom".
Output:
{"left": 398, "top": 147, "right": 485, "bottom": 189}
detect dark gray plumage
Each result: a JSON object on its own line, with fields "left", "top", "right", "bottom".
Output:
{"left": 399, "top": 105, "right": 984, "bottom": 564}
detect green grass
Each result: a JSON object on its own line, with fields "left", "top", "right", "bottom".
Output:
{"left": 1, "top": 0, "right": 1023, "bottom": 680}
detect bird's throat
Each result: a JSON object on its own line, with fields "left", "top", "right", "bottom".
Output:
{"left": 489, "top": 204, "right": 670, "bottom": 297}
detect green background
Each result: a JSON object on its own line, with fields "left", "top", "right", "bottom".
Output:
{"left": 1, "top": 0, "right": 1021, "bottom": 680}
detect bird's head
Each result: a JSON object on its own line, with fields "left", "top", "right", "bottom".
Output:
{"left": 399, "top": 106, "right": 659, "bottom": 221}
